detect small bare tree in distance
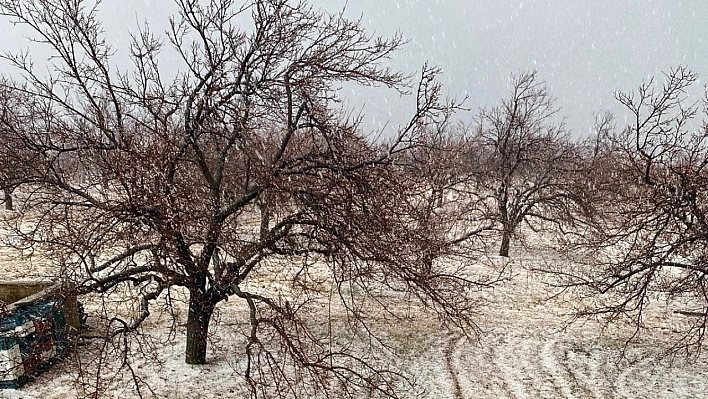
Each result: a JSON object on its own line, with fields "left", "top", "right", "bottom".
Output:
{"left": 0, "top": 81, "right": 28, "bottom": 211}
{"left": 468, "top": 71, "right": 587, "bottom": 257}
{"left": 398, "top": 116, "right": 502, "bottom": 260}
{"left": 0, "top": 0, "right": 491, "bottom": 397}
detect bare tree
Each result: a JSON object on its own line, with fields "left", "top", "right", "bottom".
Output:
{"left": 0, "top": 0, "right": 488, "bottom": 397}
{"left": 564, "top": 66, "right": 708, "bottom": 353}
{"left": 396, "top": 115, "right": 503, "bottom": 262}
{"left": 468, "top": 71, "right": 587, "bottom": 257}
{"left": 0, "top": 164, "right": 14, "bottom": 211}
{"left": 0, "top": 81, "right": 26, "bottom": 211}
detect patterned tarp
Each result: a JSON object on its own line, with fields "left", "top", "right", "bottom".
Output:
{"left": 0, "top": 300, "right": 69, "bottom": 389}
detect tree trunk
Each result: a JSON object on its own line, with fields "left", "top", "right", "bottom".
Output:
{"left": 3, "top": 187, "right": 12, "bottom": 211}
{"left": 185, "top": 288, "right": 215, "bottom": 364}
{"left": 499, "top": 229, "right": 511, "bottom": 257}
{"left": 497, "top": 185, "right": 510, "bottom": 257}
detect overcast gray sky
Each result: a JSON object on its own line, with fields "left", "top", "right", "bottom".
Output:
{"left": 2, "top": 0, "right": 707, "bottom": 138}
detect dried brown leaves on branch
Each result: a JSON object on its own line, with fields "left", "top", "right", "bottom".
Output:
{"left": 0, "top": 0, "right": 491, "bottom": 397}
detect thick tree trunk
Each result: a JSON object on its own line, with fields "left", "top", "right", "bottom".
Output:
{"left": 185, "top": 289, "right": 215, "bottom": 364}
{"left": 499, "top": 229, "right": 511, "bottom": 257}
{"left": 3, "top": 187, "right": 12, "bottom": 211}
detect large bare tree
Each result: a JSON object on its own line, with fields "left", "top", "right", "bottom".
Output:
{"left": 0, "top": 0, "right": 488, "bottom": 397}
{"left": 565, "top": 66, "right": 708, "bottom": 353}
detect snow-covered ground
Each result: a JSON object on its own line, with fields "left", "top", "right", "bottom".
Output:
{"left": 2, "top": 223, "right": 708, "bottom": 399}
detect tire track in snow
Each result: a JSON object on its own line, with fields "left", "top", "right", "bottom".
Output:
{"left": 540, "top": 338, "right": 576, "bottom": 398}
{"left": 561, "top": 346, "right": 603, "bottom": 399}
{"left": 491, "top": 331, "right": 539, "bottom": 399}
{"left": 455, "top": 329, "right": 613, "bottom": 399}
{"left": 443, "top": 334, "right": 464, "bottom": 399}
{"left": 428, "top": 257, "right": 708, "bottom": 399}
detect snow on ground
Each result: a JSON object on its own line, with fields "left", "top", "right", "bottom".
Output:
{"left": 451, "top": 250, "right": 708, "bottom": 399}
{"left": 1, "top": 218, "right": 708, "bottom": 398}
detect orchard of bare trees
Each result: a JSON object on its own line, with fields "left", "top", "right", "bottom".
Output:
{"left": 0, "top": 0, "right": 490, "bottom": 397}
{"left": 2, "top": 0, "right": 708, "bottom": 398}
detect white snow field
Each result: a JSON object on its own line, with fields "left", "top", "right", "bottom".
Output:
{"left": 1, "top": 224, "right": 708, "bottom": 399}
